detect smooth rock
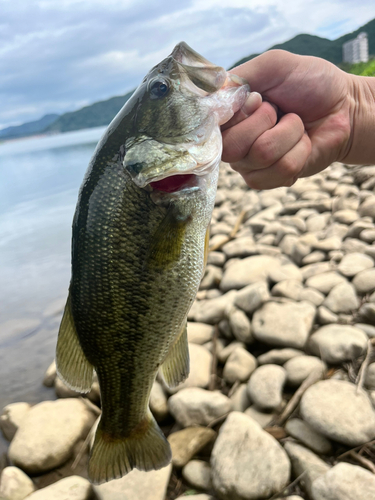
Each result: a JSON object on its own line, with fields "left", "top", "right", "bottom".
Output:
{"left": 284, "top": 441, "right": 330, "bottom": 499}
{"left": 359, "top": 195, "right": 375, "bottom": 218}
{"left": 168, "top": 388, "right": 231, "bottom": 427}
{"left": 247, "top": 365, "right": 286, "bottom": 411}
{"left": 284, "top": 356, "right": 326, "bottom": 386}
{"left": 223, "top": 347, "right": 257, "bottom": 384}
{"left": 300, "top": 379, "right": 375, "bottom": 446}
{"left": 43, "top": 360, "right": 57, "bottom": 387}
{"left": 8, "top": 399, "right": 95, "bottom": 473}
{"left": 217, "top": 341, "right": 245, "bottom": 363}
{"left": 308, "top": 324, "right": 368, "bottom": 364}
{"left": 27, "top": 476, "right": 92, "bottom": 500}
{"left": 302, "top": 251, "right": 326, "bottom": 265}
{"left": 95, "top": 465, "right": 172, "bottom": 500}
{"left": 228, "top": 307, "right": 253, "bottom": 344}
{"left": 211, "top": 412, "right": 290, "bottom": 500}
{"left": 252, "top": 301, "right": 316, "bottom": 349}
{"left": 150, "top": 381, "right": 169, "bottom": 422}
{"left": 192, "top": 291, "right": 237, "bottom": 324}
{"left": 358, "top": 303, "right": 375, "bottom": 323}
{"left": 200, "top": 265, "right": 223, "bottom": 290}
{"left": 220, "top": 255, "right": 281, "bottom": 291}
{"left": 207, "top": 251, "right": 226, "bottom": 267}
{"left": 222, "top": 237, "right": 256, "bottom": 258}
{"left": 313, "top": 237, "right": 342, "bottom": 252}
{"left": 168, "top": 427, "right": 216, "bottom": 468}
{"left": 187, "top": 322, "right": 214, "bottom": 345}
{"left": 332, "top": 209, "right": 358, "bottom": 224}
{"left": 182, "top": 460, "right": 212, "bottom": 491}
{"left": 337, "top": 252, "right": 374, "bottom": 277}
{"left": 229, "top": 384, "right": 251, "bottom": 412}
{"left": 300, "top": 262, "right": 332, "bottom": 281}
{"left": 317, "top": 305, "right": 338, "bottom": 325}
{"left": 175, "top": 495, "right": 217, "bottom": 500}
{"left": 355, "top": 322, "right": 375, "bottom": 338}
{"left": 312, "top": 462, "right": 375, "bottom": 500}
{"left": 257, "top": 348, "right": 304, "bottom": 365}
{"left": 169, "top": 343, "right": 212, "bottom": 392}
{"left": 268, "top": 262, "right": 302, "bottom": 283}
{"left": 285, "top": 418, "right": 332, "bottom": 454}
{"left": 365, "top": 363, "right": 375, "bottom": 389}
{"left": 0, "top": 466, "right": 35, "bottom": 500}
{"left": 323, "top": 282, "right": 359, "bottom": 313}
{"left": 244, "top": 406, "right": 275, "bottom": 428}
{"left": 234, "top": 281, "right": 270, "bottom": 314}
{"left": 0, "top": 402, "right": 31, "bottom": 441}
{"left": 352, "top": 268, "right": 375, "bottom": 294}
{"left": 305, "top": 271, "right": 347, "bottom": 294}
{"left": 55, "top": 377, "right": 80, "bottom": 398}
{"left": 299, "top": 287, "right": 325, "bottom": 306}
{"left": 272, "top": 280, "right": 303, "bottom": 301}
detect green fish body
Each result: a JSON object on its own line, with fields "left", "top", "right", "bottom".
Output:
{"left": 56, "top": 42, "right": 249, "bottom": 484}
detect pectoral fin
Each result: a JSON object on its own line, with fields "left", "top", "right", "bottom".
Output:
{"left": 160, "top": 322, "right": 190, "bottom": 388}
{"left": 56, "top": 293, "right": 94, "bottom": 393}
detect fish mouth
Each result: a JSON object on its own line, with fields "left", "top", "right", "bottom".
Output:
{"left": 149, "top": 173, "right": 199, "bottom": 193}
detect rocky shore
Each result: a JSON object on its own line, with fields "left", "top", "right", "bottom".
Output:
{"left": 1, "top": 161, "right": 375, "bottom": 500}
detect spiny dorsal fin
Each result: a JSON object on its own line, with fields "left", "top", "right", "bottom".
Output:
{"left": 56, "top": 293, "right": 94, "bottom": 393}
{"left": 160, "top": 322, "right": 189, "bottom": 389}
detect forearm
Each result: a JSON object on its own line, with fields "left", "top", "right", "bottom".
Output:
{"left": 342, "top": 75, "right": 375, "bottom": 165}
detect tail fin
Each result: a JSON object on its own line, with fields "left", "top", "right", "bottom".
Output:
{"left": 88, "top": 411, "right": 171, "bottom": 484}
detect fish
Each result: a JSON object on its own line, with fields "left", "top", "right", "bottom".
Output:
{"left": 55, "top": 42, "right": 249, "bottom": 484}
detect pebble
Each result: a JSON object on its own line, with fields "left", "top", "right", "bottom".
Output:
{"left": 220, "top": 255, "right": 282, "bottom": 291}
{"left": 244, "top": 406, "right": 275, "bottom": 428}
{"left": 233, "top": 281, "right": 270, "bottom": 314}
{"left": 323, "top": 281, "right": 359, "bottom": 313}
{"left": 182, "top": 460, "right": 212, "bottom": 491}
{"left": 168, "top": 427, "right": 216, "bottom": 468}
{"left": 200, "top": 265, "right": 223, "bottom": 290}
{"left": 42, "top": 360, "right": 57, "bottom": 387}
{"left": 217, "top": 341, "right": 245, "bottom": 363}
{"left": 337, "top": 252, "right": 374, "bottom": 277}
{"left": 305, "top": 271, "right": 347, "bottom": 294}
{"left": 252, "top": 301, "right": 316, "bottom": 349}
{"left": 308, "top": 324, "right": 368, "bottom": 364}
{"left": 316, "top": 305, "right": 338, "bottom": 324}
{"left": 175, "top": 495, "right": 217, "bottom": 500}
{"left": 168, "top": 343, "right": 212, "bottom": 393}
{"left": 187, "top": 322, "right": 214, "bottom": 344}
{"left": 312, "top": 236, "right": 342, "bottom": 252}
{"left": 352, "top": 268, "right": 375, "bottom": 294}
{"left": 207, "top": 251, "right": 226, "bottom": 267}
{"left": 272, "top": 279, "right": 303, "bottom": 300}
{"left": 95, "top": 465, "right": 172, "bottom": 500}
{"left": 285, "top": 418, "right": 332, "bottom": 454}
{"left": 284, "top": 355, "right": 326, "bottom": 386}
{"left": 355, "top": 322, "right": 375, "bottom": 338}
{"left": 257, "top": 348, "right": 304, "bottom": 365}
{"left": 8, "top": 399, "right": 95, "bottom": 473}
{"left": 365, "top": 363, "right": 375, "bottom": 389}
{"left": 149, "top": 381, "right": 169, "bottom": 422}
{"left": 312, "top": 462, "right": 375, "bottom": 500}
{"left": 228, "top": 307, "right": 253, "bottom": 343}
{"left": 247, "top": 364, "right": 286, "bottom": 411}
{"left": 191, "top": 291, "right": 236, "bottom": 324}
{"left": 0, "top": 402, "right": 31, "bottom": 441}
{"left": 168, "top": 388, "right": 232, "bottom": 427}
{"left": 300, "top": 379, "right": 375, "bottom": 446}
{"left": 359, "top": 195, "right": 375, "bottom": 218}
{"left": 211, "top": 412, "right": 290, "bottom": 500}
{"left": 27, "top": 476, "right": 93, "bottom": 500}
{"left": 229, "top": 384, "right": 251, "bottom": 412}
{"left": 221, "top": 237, "right": 256, "bottom": 258}
{"left": 0, "top": 466, "right": 35, "bottom": 500}
{"left": 223, "top": 346, "right": 257, "bottom": 383}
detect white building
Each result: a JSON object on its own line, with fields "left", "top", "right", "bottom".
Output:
{"left": 343, "top": 32, "right": 369, "bottom": 64}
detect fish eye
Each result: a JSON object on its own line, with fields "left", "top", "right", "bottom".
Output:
{"left": 149, "top": 80, "right": 170, "bottom": 99}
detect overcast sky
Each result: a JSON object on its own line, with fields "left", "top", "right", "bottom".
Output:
{"left": 1, "top": 0, "right": 374, "bottom": 129}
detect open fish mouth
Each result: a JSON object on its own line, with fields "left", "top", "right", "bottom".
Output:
{"left": 149, "top": 173, "right": 199, "bottom": 193}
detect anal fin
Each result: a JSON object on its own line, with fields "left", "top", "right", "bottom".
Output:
{"left": 160, "top": 322, "right": 190, "bottom": 389}
{"left": 56, "top": 293, "right": 93, "bottom": 393}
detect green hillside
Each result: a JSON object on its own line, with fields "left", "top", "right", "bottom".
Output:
{"left": 0, "top": 114, "right": 59, "bottom": 140}
{"left": 44, "top": 90, "right": 134, "bottom": 134}
{"left": 230, "top": 17, "right": 375, "bottom": 68}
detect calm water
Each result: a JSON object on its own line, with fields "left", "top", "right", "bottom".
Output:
{"left": 0, "top": 127, "right": 106, "bottom": 413}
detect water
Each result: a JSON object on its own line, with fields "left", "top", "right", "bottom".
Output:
{"left": 0, "top": 127, "right": 106, "bottom": 412}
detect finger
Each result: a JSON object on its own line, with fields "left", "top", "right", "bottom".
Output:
{"left": 222, "top": 101, "right": 277, "bottom": 163}
{"left": 235, "top": 132, "right": 312, "bottom": 190}
{"left": 246, "top": 113, "right": 305, "bottom": 170}
{"left": 221, "top": 92, "right": 262, "bottom": 131}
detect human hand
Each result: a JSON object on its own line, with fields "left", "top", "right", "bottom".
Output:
{"left": 222, "top": 50, "right": 354, "bottom": 189}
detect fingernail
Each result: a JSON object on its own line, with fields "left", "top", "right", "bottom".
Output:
{"left": 242, "top": 92, "right": 262, "bottom": 116}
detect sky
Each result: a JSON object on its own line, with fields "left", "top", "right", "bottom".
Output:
{"left": 0, "top": 0, "right": 374, "bottom": 130}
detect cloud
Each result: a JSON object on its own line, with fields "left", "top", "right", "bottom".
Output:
{"left": 0, "top": 0, "right": 373, "bottom": 128}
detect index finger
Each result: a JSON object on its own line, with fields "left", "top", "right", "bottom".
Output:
{"left": 221, "top": 92, "right": 262, "bottom": 131}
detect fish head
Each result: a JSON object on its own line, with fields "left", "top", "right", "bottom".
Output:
{"left": 123, "top": 42, "right": 249, "bottom": 194}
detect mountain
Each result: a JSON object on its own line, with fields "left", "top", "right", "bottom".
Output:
{"left": 230, "top": 17, "right": 375, "bottom": 68}
{"left": 44, "top": 90, "right": 134, "bottom": 134}
{"left": 0, "top": 114, "right": 59, "bottom": 140}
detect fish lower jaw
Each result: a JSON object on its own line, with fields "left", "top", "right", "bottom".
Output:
{"left": 149, "top": 173, "right": 200, "bottom": 193}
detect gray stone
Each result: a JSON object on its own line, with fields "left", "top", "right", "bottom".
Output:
{"left": 359, "top": 195, "right": 375, "bottom": 219}
{"left": 312, "top": 462, "right": 375, "bottom": 500}
{"left": 299, "top": 288, "right": 325, "bottom": 306}
{"left": 300, "top": 379, "right": 375, "bottom": 446}
{"left": 272, "top": 280, "right": 303, "bottom": 301}
{"left": 168, "top": 427, "right": 216, "bottom": 468}
{"left": 337, "top": 252, "right": 374, "bottom": 277}
{"left": 358, "top": 303, "right": 375, "bottom": 323}
{"left": 365, "top": 363, "right": 375, "bottom": 389}
{"left": 168, "top": 388, "right": 231, "bottom": 427}
{"left": 0, "top": 402, "right": 31, "bottom": 441}
{"left": 220, "top": 255, "right": 281, "bottom": 291}
{"left": 306, "top": 214, "right": 329, "bottom": 233}
{"left": 182, "top": 460, "right": 212, "bottom": 491}
{"left": 0, "top": 466, "right": 35, "bottom": 500}
{"left": 302, "top": 251, "right": 326, "bottom": 265}
{"left": 200, "top": 265, "right": 223, "bottom": 290}
{"left": 228, "top": 307, "right": 253, "bottom": 344}
{"left": 285, "top": 418, "right": 332, "bottom": 454}
{"left": 223, "top": 347, "right": 257, "bottom": 384}
{"left": 284, "top": 356, "right": 326, "bottom": 386}
{"left": 187, "top": 322, "right": 214, "bottom": 345}
{"left": 150, "top": 381, "right": 169, "bottom": 422}
{"left": 43, "top": 360, "right": 57, "bottom": 387}
{"left": 300, "top": 262, "right": 332, "bottom": 281}
{"left": 268, "top": 262, "right": 302, "bottom": 283}
{"left": 342, "top": 237, "right": 368, "bottom": 254}
{"left": 207, "top": 251, "right": 226, "bottom": 267}
{"left": 284, "top": 441, "right": 330, "bottom": 499}
{"left": 211, "top": 412, "right": 290, "bottom": 500}
{"left": 252, "top": 301, "right": 316, "bottom": 349}
{"left": 168, "top": 344, "right": 212, "bottom": 393}
{"left": 332, "top": 209, "right": 358, "bottom": 224}
{"left": 192, "top": 291, "right": 237, "bottom": 324}
{"left": 247, "top": 365, "right": 286, "bottom": 411}
{"left": 217, "top": 341, "right": 245, "bottom": 363}
{"left": 355, "top": 323, "right": 375, "bottom": 338}
{"left": 308, "top": 324, "right": 368, "bottom": 364}
{"left": 229, "top": 384, "right": 251, "bottom": 412}
{"left": 317, "top": 306, "right": 338, "bottom": 325}
{"left": 222, "top": 237, "right": 256, "bottom": 258}
{"left": 175, "top": 496, "right": 217, "bottom": 500}
{"left": 95, "top": 465, "right": 172, "bottom": 500}
{"left": 360, "top": 228, "right": 375, "bottom": 243}
{"left": 244, "top": 406, "right": 275, "bottom": 428}
{"left": 234, "top": 281, "right": 270, "bottom": 314}
{"left": 305, "top": 271, "right": 347, "bottom": 294}
{"left": 8, "top": 399, "right": 95, "bottom": 474}
{"left": 352, "top": 268, "right": 375, "bottom": 294}
{"left": 28, "top": 476, "right": 93, "bottom": 499}
{"left": 323, "top": 282, "right": 359, "bottom": 313}
{"left": 312, "top": 237, "right": 342, "bottom": 252}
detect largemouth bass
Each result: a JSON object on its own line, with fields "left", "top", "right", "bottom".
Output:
{"left": 56, "top": 42, "right": 249, "bottom": 484}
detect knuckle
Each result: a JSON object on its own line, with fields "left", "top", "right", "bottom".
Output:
{"left": 279, "top": 156, "right": 301, "bottom": 178}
